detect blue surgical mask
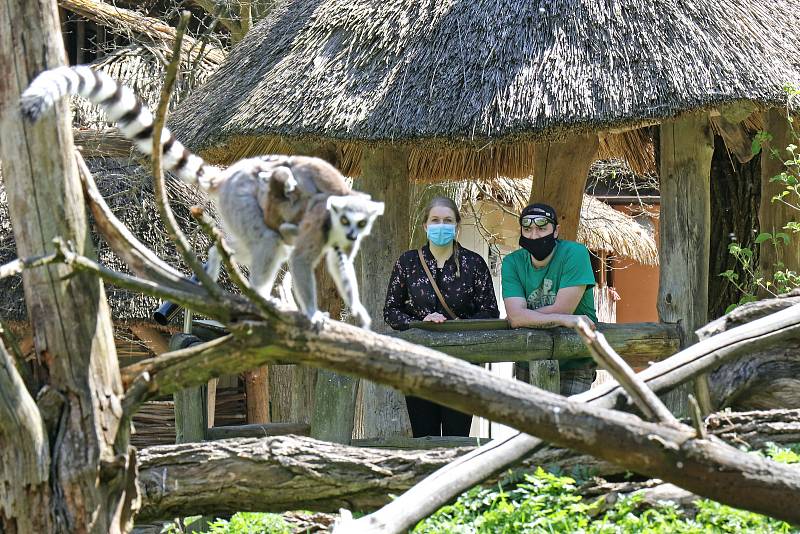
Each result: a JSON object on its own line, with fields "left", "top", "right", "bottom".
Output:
{"left": 427, "top": 223, "right": 457, "bottom": 246}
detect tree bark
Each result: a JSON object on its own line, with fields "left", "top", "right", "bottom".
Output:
{"left": 135, "top": 435, "right": 463, "bottom": 521}
{"left": 0, "top": 339, "right": 51, "bottom": 533}
{"left": 708, "top": 133, "right": 761, "bottom": 319}
{"left": 0, "top": 0, "right": 134, "bottom": 531}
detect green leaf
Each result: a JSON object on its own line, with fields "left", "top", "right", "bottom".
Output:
{"left": 754, "top": 232, "right": 772, "bottom": 244}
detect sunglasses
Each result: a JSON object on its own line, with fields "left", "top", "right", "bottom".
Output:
{"left": 520, "top": 215, "right": 553, "bottom": 229}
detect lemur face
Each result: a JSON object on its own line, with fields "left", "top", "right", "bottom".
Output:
{"left": 327, "top": 195, "right": 384, "bottom": 246}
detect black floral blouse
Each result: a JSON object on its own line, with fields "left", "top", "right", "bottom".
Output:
{"left": 383, "top": 243, "right": 500, "bottom": 330}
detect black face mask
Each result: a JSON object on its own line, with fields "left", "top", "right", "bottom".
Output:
{"left": 519, "top": 232, "right": 557, "bottom": 261}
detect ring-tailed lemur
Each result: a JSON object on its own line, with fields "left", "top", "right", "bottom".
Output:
{"left": 20, "top": 65, "right": 384, "bottom": 328}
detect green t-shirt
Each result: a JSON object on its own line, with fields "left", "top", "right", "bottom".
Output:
{"left": 501, "top": 240, "right": 597, "bottom": 369}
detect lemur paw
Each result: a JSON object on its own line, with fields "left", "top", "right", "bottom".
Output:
{"left": 308, "top": 310, "right": 329, "bottom": 327}
{"left": 351, "top": 305, "right": 372, "bottom": 330}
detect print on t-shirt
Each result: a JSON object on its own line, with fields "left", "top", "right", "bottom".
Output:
{"left": 526, "top": 278, "right": 555, "bottom": 309}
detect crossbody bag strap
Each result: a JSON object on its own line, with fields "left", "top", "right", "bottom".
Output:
{"left": 417, "top": 248, "right": 458, "bottom": 320}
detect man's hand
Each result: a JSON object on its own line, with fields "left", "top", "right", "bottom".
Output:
{"left": 423, "top": 312, "right": 447, "bottom": 323}
{"left": 558, "top": 314, "right": 595, "bottom": 329}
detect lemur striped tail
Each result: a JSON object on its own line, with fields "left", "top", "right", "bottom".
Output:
{"left": 20, "top": 65, "right": 218, "bottom": 188}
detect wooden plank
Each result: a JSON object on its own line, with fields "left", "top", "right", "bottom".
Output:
{"left": 310, "top": 369, "right": 359, "bottom": 444}
{"left": 658, "top": 113, "right": 715, "bottom": 416}
{"left": 244, "top": 366, "right": 270, "bottom": 424}
{"left": 206, "top": 422, "right": 310, "bottom": 441}
{"left": 394, "top": 322, "right": 680, "bottom": 367}
{"left": 529, "top": 133, "right": 599, "bottom": 240}
{"left": 352, "top": 436, "right": 487, "bottom": 449}
{"left": 207, "top": 378, "right": 218, "bottom": 428}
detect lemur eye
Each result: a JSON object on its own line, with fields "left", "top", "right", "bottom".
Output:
{"left": 357, "top": 220, "right": 367, "bottom": 228}
{"left": 340, "top": 216, "right": 350, "bottom": 226}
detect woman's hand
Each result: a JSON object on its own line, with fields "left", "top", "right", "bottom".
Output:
{"left": 423, "top": 312, "right": 447, "bottom": 323}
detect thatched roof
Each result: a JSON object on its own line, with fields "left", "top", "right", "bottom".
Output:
{"left": 468, "top": 170, "right": 658, "bottom": 265}
{"left": 0, "top": 157, "right": 217, "bottom": 322}
{"left": 74, "top": 41, "right": 221, "bottom": 130}
{"left": 577, "top": 195, "right": 658, "bottom": 265}
{"left": 171, "top": 0, "right": 799, "bottom": 180}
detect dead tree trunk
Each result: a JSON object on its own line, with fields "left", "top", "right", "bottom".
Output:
{"left": 0, "top": 0, "right": 134, "bottom": 531}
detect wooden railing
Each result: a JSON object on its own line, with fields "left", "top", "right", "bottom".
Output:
{"left": 175, "top": 320, "right": 681, "bottom": 445}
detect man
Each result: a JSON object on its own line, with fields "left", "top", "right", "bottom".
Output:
{"left": 501, "top": 203, "right": 597, "bottom": 395}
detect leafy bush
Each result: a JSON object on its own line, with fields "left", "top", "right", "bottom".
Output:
{"left": 413, "top": 444, "right": 800, "bottom": 534}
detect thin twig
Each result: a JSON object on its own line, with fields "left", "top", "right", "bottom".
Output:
{"left": 0, "top": 253, "right": 61, "bottom": 280}
{"left": 574, "top": 317, "right": 679, "bottom": 425}
{"left": 151, "top": 10, "right": 225, "bottom": 301}
{"left": 687, "top": 394, "right": 708, "bottom": 439}
{"left": 75, "top": 151, "right": 198, "bottom": 292}
{"left": 189, "top": 206, "right": 281, "bottom": 318}
{"left": 49, "top": 237, "right": 237, "bottom": 321}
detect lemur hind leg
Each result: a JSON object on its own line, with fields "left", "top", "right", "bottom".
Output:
{"left": 325, "top": 247, "right": 371, "bottom": 329}
{"left": 288, "top": 244, "right": 326, "bottom": 325}
{"left": 245, "top": 231, "right": 290, "bottom": 300}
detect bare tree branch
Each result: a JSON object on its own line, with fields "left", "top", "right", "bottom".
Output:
{"left": 76, "top": 152, "right": 200, "bottom": 292}
{"left": 190, "top": 206, "right": 281, "bottom": 318}
{"left": 151, "top": 11, "right": 225, "bottom": 301}
{"left": 575, "top": 318, "right": 678, "bottom": 425}
{"left": 119, "top": 303, "right": 800, "bottom": 524}
{"left": 339, "top": 303, "right": 800, "bottom": 533}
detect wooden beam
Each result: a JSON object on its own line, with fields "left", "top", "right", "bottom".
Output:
{"left": 658, "top": 113, "right": 715, "bottom": 416}
{"left": 529, "top": 133, "right": 599, "bottom": 240}
{"left": 393, "top": 321, "right": 680, "bottom": 367}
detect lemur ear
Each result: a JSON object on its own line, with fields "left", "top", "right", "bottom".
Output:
{"left": 326, "top": 195, "right": 345, "bottom": 213}
{"left": 371, "top": 201, "right": 385, "bottom": 216}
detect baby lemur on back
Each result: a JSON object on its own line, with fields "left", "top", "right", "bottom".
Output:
{"left": 20, "top": 65, "right": 383, "bottom": 328}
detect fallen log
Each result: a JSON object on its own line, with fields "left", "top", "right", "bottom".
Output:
{"left": 135, "top": 435, "right": 465, "bottom": 521}
{"left": 135, "top": 409, "right": 800, "bottom": 522}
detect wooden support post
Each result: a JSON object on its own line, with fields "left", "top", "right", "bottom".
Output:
{"left": 658, "top": 114, "right": 715, "bottom": 416}
{"left": 350, "top": 145, "right": 413, "bottom": 440}
{"left": 529, "top": 134, "right": 599, "bottom": 240}
{"left": 244, "top": 366, "right": 270, "bottom": 424}
{"left": 758, "top": 108, "right": 799, "bottom": 281}
{"left": 171, "top": 334, "right": 206, "bottom": 443}
{"left": 310, "top": 370, "right": 359, "bottom": 444}
{"left": 529, "top": 360, "right": 560, "bottom": 393}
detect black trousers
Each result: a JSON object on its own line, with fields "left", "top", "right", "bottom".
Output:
{"left": 405, "top": 395, "right": 472, "bottom": 437}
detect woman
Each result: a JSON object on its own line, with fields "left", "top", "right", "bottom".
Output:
{"left": 384, "top": 196, "right": 500, "bottom": 437}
